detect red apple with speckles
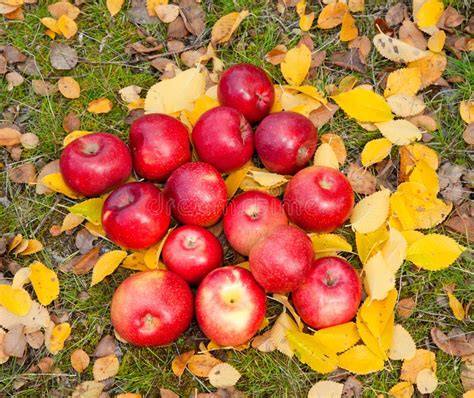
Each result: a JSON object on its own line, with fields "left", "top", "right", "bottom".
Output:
{"left": 218, "top": 64, "right": 274, "bottom": 124}
{"left": 249, "top": 225, "right": 313, "bottom": 294}
{"left": 162, "top": 225, "right": 223, "bottom": 285}
{"left": 129, "top": 113, "right": 191, "bottom": 182}
{"left": 292, "top": 257, "right": 362, "bottom": 329}
{"left": 102, "top": 182, "right": 170, "bottom": 250}
{"left": 164, "top": 162, "right": 227, "bottom": 226}
{"left": 255, "top": 111, "right": 317, "bottom": 175}
{"left": 60, "top": 132, "right": 132, "bottom": 197}
{"left": 195, "top": 266, "right": 266, "bottom": 346}
{"left": 283, "top": 165, "right": 354, "bottom": 233}
{"left": 224, "top": 191, "right": 288, "bottom": 256}
{"left": 192, "top": 106, "right": 254, "bottom": 173}
{"left": 111, "top": 270, "right": 193, "bottom": 346}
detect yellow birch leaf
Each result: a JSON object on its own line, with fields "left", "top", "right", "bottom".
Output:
{"left": 296, "top": 0, "right": 306, "bottom": 17}
{"left": 340, "top": 11, "right": 358, "bottom": 42}
{"left": 286, "top": 330, "right": 338, "bottom": 373}
{"left": 313, "top": 322, "right": 359, "bottom": 353}
{"left": 400, "top": 349, "right": 437, "bottom": 383}
{"left": 60, "top": 213, "right": 84, "bottom": 233}
{"left": 331, "top": 88, "right": 393, "bottom": 123}
{"left": 29, "top": 261, "right": 59, "bottom": 306}
{"left": 373, "top": 33, "right": 428, "bottom": 63}
{"left": 428, "top": 30, "right": 446, "bottom": 52}
{"left": 48, "top": 2, "right": 80, "bottom": 19}
{"left": 337, "top": 345, "right": 385, "bottom": 374}
{"left": 225, "top": 163, "right": 251, "bottom": 198}
{"left": 145, "top": 68, "right": 206, "bottom": 115}
{"left": 146, "top": 0, "right": 168, "bottom": 16}
{"left": 400, "top": 230, "right": 424, "bottom": 246}
{"left": 87, "top": 98, "right": 113, "bottom": 114}
{"left": 360, "top": 289, "right": 397, "bottom": 337}
{"left": 91, "top": 250, "right": 127, "bottom": 286}
{"left": 40, "top": 173, "right": 81, "bottom": 199}
{"left": 416, "top": 368, "right": 438, "bottom": 394}
{"left": 351, "top": 189, "right": 390, "bottom": 234}
{"left": 85, "top": 221, "right": 106, "bottom": 238}
{"left": 408, "top": 160, "right": 439, "bottom": 194}
{"left": 12, "top": 267, "right": 31, "bottom": 288}
{"left": 19, "top": 239, "right": 44, "bottom": 256}
{"left": 349, "top": 0, "right": 364, "bottom": 12}
{"left": 460, "top": 101, "right": 474, "bottom": 124}
{"left": 299, "top": 12, "right": 314, "bottom": 32}
{"left": 309, "top": 233, "right": 352, "bottom": 255}
{"left": 406, "top": 234, "right": 465, "bottom": 271}
{"left": 211, "top": 10, "right": 249, "bottom": 46}
{"left": 93, "top": 354, "right": 120, "bottom": 381}
{"left": 144, "top": 228, "right": 173, "bottom": 269}
{"left": 58, "top": 76, "right": 80, "bottom": 99}
{"left": 48, "top": 322, "right": 71, "bottom": 354}
{"left": 285, "top": 85, "right": 327, "bottom": 104}
{"left": 249, "top": 170, "right": 288, "bottom": 187}
{"left": 317, "top": 3, "right": 348, "bottom": 29}
{"left": 356, "top": 226, "right": 389, "bottom": 264}
{"left": 57, "top": 15, "right": 77, "bottom": 39}
{"left": 63, "top": 130, "right": 93, "bottom": 147}
{"left": 184, "top": 95, "right": 219, "bottom": 126}
{"left": 281, "top": 45, "right": 311, "bottom": 86}
{"left": 389, "top": 324, "right": 416, "bottom": 360}
{"left": 171, "top": 350, "right": 195, "bottom": 377}
{"left": 381, "top": 228, "right": 407, "bottom": 273}
{"left": 356, "top": 310, "right": 387, "bottom": 359}
{"left": 41, "top": 17, "right": 61, "bottom": 34}
{"left": 320, "top": 133, "right": 346, "bottom": 164}
{"left": 447, "top": 292, "right": 465, "bottom": 320}
{"left": 416, "top": 0, "right": 444, "bottom": 28}
{"left": 386, "top": 94, "right": 426, "bottom": 118}
{"left": 127, "top": 98, "right": 145, "bottom": 110}
{"left": 384, "top": 68, "right": 422, "bottom": 97}
{"left": 106, "top": 0, "right": 124, "bottom": 16}
{"left": 313, "top": 142, "right": 339, "bottom": 169}
{"left": 0, "top": 285, "right": 32, "bottom": 316}
{"left": 364, "top": 251, "right": 395, "bottom": 300}
{"left": 69, "top": 197, "right": 106, "bottom": 226}
{"left": 408, "top": 52, "right": 447, "bottom": 89}
{"left": 121, "top": 252, "right": 148, "bottom": 271}
{"left": 361, "top": 138, "right": 392, "bottom": 167}
{"left": 308, "top": 381, "right": 344, "bottom": 398}
{"left": 389, "top": 381, "right": 415, "bottom": 398}
{"left": 270, "top": 312, "right": 299, "bottom": 357}
{"left": 376, "top": 120, "right": 422, "bottom": 145}
{"left": 71, "top": 349, "right": 90, "bottom": 373}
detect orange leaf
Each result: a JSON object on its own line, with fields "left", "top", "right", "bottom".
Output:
{"left": 87, "top": 98, "right": 113, "bottom": 114}
{"left": 58, "top": 77, "right": 80, "bottom": 99}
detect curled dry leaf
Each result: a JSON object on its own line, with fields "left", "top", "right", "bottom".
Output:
{"left": 172, "top": 350, "right": 195, "bottom": 377}
{"left": 431, "top": 327, "right": 474, "bottom": 357}
{"left": 208, "top": 363, "right": 241, "bottom": 388}
{"left": 93, "top": 354, "right": 120, "bottom": 381}
{"left": 251, "top": 330, "right": 275, "bottom": 352}
{"left": 91, "top": 250, "right": 127, "bottom": 286}
{"left": 346, "top": 163, "right": 376, "bottom": 195}
{"left": 71, "top": 349, "right": 90, "bottom": 373}
{"left": 179, "top": 0, "right": 206, "bottom": 36}
{"left": 211, "top": 10, "right": 249, "bottom": 45}
{"left": 8, "top": 163, "right": 36, "bottom": 184}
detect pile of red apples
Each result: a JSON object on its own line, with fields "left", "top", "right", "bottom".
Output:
{"left": 60, "top": 64, "right": 361, "bottom": 347}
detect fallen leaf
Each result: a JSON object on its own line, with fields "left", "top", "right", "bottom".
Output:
{"left": 347, "top": 163, "right": 376, "bottom": 195}
{"left": 386, "top": 94, "right": 425, "bottom": 118}
{"left": 309, "top": 233, "right": 352, "bottom": 256}
{"left": 400, "top": 349, "right": 437, "bottom": 383}
{"left": 317, "top": 3, "right": 347, "bottom": 29}
{"left": 48, "top": 2, "right": 81, "bottom": 19}
{"left": 29, "top": 261, "right": 59, "bottom": 306}
{"left": 3, "top": 324, "right": 26, "bottom": 358}
{"left": 385, "top": 3, "right": 408, "bottom": 27}
{"left": 87, "top": 98, "right": 113, "bottom": 114}
{"left": 270, "top": 312, "right": 300, "bottom": 357}
{"left": 376, "top": 119, "right": 422, "bottom": 145}
{"left": 208, "top": 363, "right": 241, "bottom": 388}
{"left": 308, "top": 380, "right": 344, "bottom": 398}
{"left": 60, "top": 213, "right": 85, "bottom": 233}
{"left": 50, "top": 42, "right": 78, "bottom": 70}
{"left": 264, "top": 44, "right": 288, "bottom": 65}
{"left": 26, "top": 330, "right": 44, "bottom": 349}
{"left": 58, "top": 76, "right": 80, "bottom": 99}
{"left": 416, "top": 0, "right": 444, "bottom": 28}
{"left": 71, "top": 349, "right": 90, "bottom": 373}
{"left": 320, "top": 133, "right": 346, "bottom": 165}
{"left": 399, "top": 20, "right": 427, "bottom": 50}
{"left": 172, "top": 350, "right": 195, "bottom": 377}
{"left": 225, "top": 163, "right": 252, "bottom": 198}
{"left": 184, "top": 94, "right": 219, "bottom": 126}
{"left": 361, "top": 138, "right": 392, "bottom": 167}
{"left": 408, "top": 52, "right": 447, "bottom": 89}
{"left": 462, "top": 355, "right": 474, "bottom": 391}
{"left": 373, "top": 33, "right": 428, "bottom": 63}
{"left": 313, "top": 142, "right": 339, "bottom": 169}
{"left": 428, "top": 30, "right": 446, "bottom": 52}
{"left": 460, "top": 101, "right": 474, "bottom": 124}
{"left": 71, "top": 381, "right": 104, "bottom": 398}
{"left": 93, "top": 354, "right": 120, "bottom": 381}
{"left": 187, "top": 354, "right": 222, "bottom": 377}
{"left": 389, "top": 324, "right": 416, "bottom": 360}
{"left": 338, "top": 345, "right": 385, "bottom": 374}
{"left": 251, "top": 330, "right": 275, "bottom": 352}
{"left": 416, "top": 368, "right": 438, "bottom": 394}
{"left": 57, "top": 15, "right": 77, "bottom": 39}
{"left": 309, "top": 103, "right": 339, "bottom": 128}
{"left": 281, "top": 45, "right": 311, "bottom": 86}
{"left": 431, "top": 327, "right": 474, "bottom": 357}
{"left": 6, "top": 71, "right": 24, "bottom": 90}
{"left": 8, "top": 163, "right": 36, "bottom": 184}
{"left": 178, "top": 0, "right": 205, "bottom": 36}
{"left": 330, "top": 48, "right": 366, "bottom": 73}
{"left": 350, "top": 189, "right": 390, "bottom": 233}
{"left": 91, "top": 250, "right": 127, "bottom": 286}
{"left": 0, "top": 127, "right": 22, "bottom": 146}
{"left": 384, "top": 68, "right": 422, "bottom": 97}
{"left": 47, "top": 322, "right": 71, "bottom": 354}
{"left": 299, "top": 12, "right": 314, "bottom": 32}
{"left": 155, "top": 4, "right": 179, "bottom": 23}
{"left": 20, "top": 133, "right": 39, "bottom": 149}
{"left": 388, "top": 381, "right": 414, "bottom": 398}
{"left": 32, "top": 80, "right": 58, "bottom": 96}
{"left": 159, "top": 389, "right": 179, "bottom": 398}
{"left": 211, "top": 10, "right": 249, "bottom": 46}
{"left": 340, "top": 11, "right": 358, "bottom": 42}
{"left": 446, "top": 291, "right": 465, "bottom": 320}
{"left": 93, "top": 335, "right": 117, "bottom": 358}
{"left": 41, "top": 172, "right": 81, "bottom": 199}
{"left": 313, "top": 322, "right": 359, "bottom": 353}
{"left": 341, "top": 376, "right": 363, "bottom": 398}
{"left": 0, "top": 285, "right": 32, "bottom": 316}
{"left": 364, "top": 251, "right": 395, "bottom": 300}
{"left": 463, "top": 124, "right": 474, "bottom": 145}
{"left": 69, "top": 198, "right": 105, "bottom": 226}
{"left": 107, "top": 0, "right": 125, "bottom": 16}
{"left": 397, "top": 297, "right": 416, "bottom": 319}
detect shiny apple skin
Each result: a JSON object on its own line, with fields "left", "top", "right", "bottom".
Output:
{"left": 164, "top": 162, "right": 228, "bottom": 226}
{"left": 111, "top": 270, "right": 193, "bottom": 346}
{"left": 192, "top": 106, "right": 254, "bottom": 173}
{"left": 249, "top": 225, "right": 313, "bottom": 294}
{"left": 255, "top": 111, "right": 318, "bottom": 175}
{"left": 129, "top": 113, "right": 191, "bottom": 182}
{"left": 283, "top": 165, "right": 354, "bottom": 233}
{"left": 223, "top": 191, "right": 288, "bottom": 256}
{"left": 162, "top": 225, "right": 223, "bottom": 285}
{"left": 292, "top": 257, "right": 362, "bottom": 329}
{"left": 102, "top": 182, "right": 170, "bottom": 250}
{"left": 60, "top": 132, "right": 132, "bottom": 197}
{"left": 195, "top": 266, "right": 267, "bottom": 346}
{"left": 217, "top": 64, "right": 275, "bottom": 124}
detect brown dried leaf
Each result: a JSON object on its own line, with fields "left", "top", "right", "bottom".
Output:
{"left": 75, "top": 228, "right": 98, "bottom": 254}
{"left": 179, "top": 0, "right": 205, "bottom": 36}
{"left": 3, "top": 324, "right": 26, "bottom": 358}
{"left": 71, "top": 381, "right": 104, "bottom": 398}
{"left": 20, "top": 133, "right": 39, "bottom": 149}
{"left": 93, "top": 335, "right": 117, "bottom": 358}
{"left": 180, "top": 48, "right": 207, "bottom": 67}
{"left": 444, "top": 215, "right": 474, "bottom": 243}
{"left": 0, "top": 55, "right": 7, "bottom": 75}
{"left": 71, "top": 349, "right": 90, "bottom": 373}
{"left": 399, "top": 20, "right": 427, "bottom": 50}
{"left": 330, "top": 48, "right": 366, "bottom": 73}
{"left": 36, "top": 160, "right": 60, "bottom": 194}
{"left": 155, "top": 4, "right": 179, "bottom": 23}
{"left": 160, "top": 389, "right": 179, "bottom": 398}
{"left": 172, "top": 350, "right": 195, "bottom": 377}
{"left": 8, "top": 163, "right": 36, "bottom": 184}
{"left": 461, "top": 355, "right": 474, "bottom": 391}
{"left": 93, "top": 354, "right": 119, "bottom": 381}
{"left": 397, "top": 297, "right": 416, "bottom": 319}
{"left": 37, "top": 356, "right": 54, "bottom": 373}
{"left": 385, "top": 3, "right": 408, "bottom": 27}
{"left": 342, "top": 376, "right": 363, "bottom": 398}
{"left": 437, "top": 6, "right": 464, "bottom": 31}
{"left": 3, "top": 45, "right": 26, "bottom": 64}
{"left": 187, "top": 354, "right": 222, "bottom": 377}
{"left": 251, "top": 330, "right": 276, "bottom": 352}
{"left": 374, "top": 18, "right": 394, "bottom": 36}
{"left": 0, "top": 127, "right": 22, "bottom": 146}
{"left": 32, "top": 80, "right": 58, "bottom": 96}
{"left": 167, "top": 16, "right": 188, "bottom": 38}
{"left": 26, "top": 330, "right": 44, "bottom": 349}
{"left": 265, "top": 44, "right": 288, "bottom": 65}
{"left": 348, "top": 36, "right": 371, "bottom": 63}
{"left": 346, "top": 163, "right": 376, "bottom": 195}
{"left": 63, "top": 111, "right": 81, "bottom": 133}
{"left": 48, "top": 2, "right": 80, "bottom": 19}
{"left": 6, "top": 72, "right": 25, "bottom": 90}
{"left": 408, "top": 114, "right": 438, "bottom": 132}
{"left": 50, "top": 43, "right": 78, "bottom": 70}
{"left": 309, "top": 103, "right": 339, "bottom": 128}
{"left": 431, "top": 327, "right": 474, "bottom": 357}
{"left": 463, "top": 123, "right": 474, "bottom": 145}
{"left": 17, "top": 57, "right": 41, "bottom": 77}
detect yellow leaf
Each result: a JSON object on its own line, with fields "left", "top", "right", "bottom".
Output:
{"left": 69, "top": 197, "right": 105, "bottom": 226}
{"left": 337, "top": 345, "right": 385, "bottom": 374}
{"left": 40, "top": 173, "right": 81, "bottom": 199}
{"left": 29, "top": 261, "right": 59, "bottom": 306}
{"left": 208, "top": 363, "right": 241, "bottom": 388}
{"left": 281, "top": 45, "right": 311, "bottom": 86}
{"left": 313, "top": 322, "right": 359, "bottom": 353}
{"left": 63, "top": 130, "right": 93, "bottom": 147}
{"left": 60, "top": 213, "right": 84, "bottom": 233}
{"left": 146, "top": 0, "right": 168, "bottom": 16}
{"left": 57, "top": 15, "right": 77, "bottom": 39}
{"left": 363, "top": 251, "right": 395, "bottom": 300}
{"left": 408, "top": 52, "right": 447, "bottom": 89}
{"left": 270, "top": 312, "right": 299, "bottom": 357}
{"left": 19, "top": 239, "right": 44, "bottom": 256}
{"left": 106, "top": 0, "right": 124, "bottom": 16}
{"left": 428, "top": 30, "right": 446, "bottom": 52}
{"left": 416, "top": 368, "right": 438, "bottom": 394}
{"left": 284, "top": 85, "right": 327, "bottom": 104}
{"left": 400, "top": 230, "right": 424, "bottom": 246}
{"left": 280, "top": 91, "right": 322, "bottom": 115}
{"left": 331, "top": 87, "right": 393, "bottom": 123}
{"left": 313, "top": 142, "right": 339, "bottom": 169}
{"left": 85, "top": 221, "right": 107, "bottom": 238}
{"left": 356, "top": 310, "right": 387, "bottom": 359}
{"left": 400, "top": 349, "right": 437, "bottom": 383}
{"left": 8, "top": 233, "right": 23, "bottom": 253}
{"left": 388, "top": 381, "right": 415, "bottom": 398}
{"left": 127, "top": 98, "right": 145, "bottom": 110}
{"left": 340, "top": 11, "right": 358, "bottom": 42}
{"left": 272, "top": 294, "right": 304, "bottom": 331}
{"left": 144, "top": 228, "right": 173, "bottom": 269}
{"left": 299, "top": 12, "right": 314, "bottom": 32}
{"left": 408, "top": 160, "right": 439, "bottom": 194}
{"left": 12, "top": 267, "right": 31, "bottom": 288}
{"left": 356, "top": 226, "right": 389, "bottom": 264}
{"left": 87, "top": 98, "right": 113, "bottom": 114}
{"left": 320, "top": 133, "right": 346, "bottom": 164}
{"left": 308, "top": 381, "right": 344, "bottom": 398}
{"left": 386, "top": 94, "right": 426, "bottom": 118}
{"left": 381, "top": 228, "right": 407, "bottom": 273}
{"left": 225, "top": 163, "right": 251, "bottom": 198}
{"left": 211, "top": 10, "right": 249, "bottom": 45}
{"left": 145, "top": 68, "right": 206, "bottom": 115}
{"left": 286, "top": 330, "right": 338, "bottom": 373}
{"left": 41, "top": 17, "right": 61, "bottom": 34}
{"left": 58, "top": 76, "right": 80, "bottom": 99}
{"left": 361, "top": 138, "right": 392, "bottom": 167}
{"left": 351, "top": 189, "right": 390, "bottom": 234}
{"left": 249, "top": 169, "right": 288, "bottom": 187}
{"left": 384, "top": 68, "right": 422, "bottom": 97}
{"left": 184, "top": 94, "right": 219, "bottom": 126}
{"left": 93, "top": 354, "right": 120, "bottom": 381}
{"left": 296, "top": 0, "right": 306, "bottom": 17}
{"left": 376, "top": 119, "right": 422, "bottom": 146}
{"left": 416, "top": 0, "right": 444, "bottom": 28}
{"left": 0, "top": 285, "right": 32, "bottom": 316}
{"left": 406, "top": 234, "right": 465, "bottom": 271}
{"left": 373, "top": 33, "right": 428, "bottom": 63}
{"left": 91, "top": 250, "right": 127, "bottom": 286}
{"left": 389, "top": 324, "right": 416, "bottom": 361}
{"left": 317, "top": 3, "right": 347, "bottom": 29}
{"left": 309, "top": 233, "right": 352, "bottom": 256}
{"left": 48, "top": 322, "right": 71, "bottom": 354}
{"left": 121, "top": 252, "right": 148, "bottom": 271}
{"left": 349, "top": 0, "right": 364, "bottom": 12}
{"left": 360, "top": 289, "right": 397, "bottom": 337}
{"left": 460, "top": 101, "right": 474, "bottom": 124}
{"left": 447, "top": 292, "right": 465, "bottom": 320}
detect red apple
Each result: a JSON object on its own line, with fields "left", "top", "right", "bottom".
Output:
{"left": 164, "top": 162, "right": 227, "bottom": 226}
{"left": 60, "top": 132, "right": 132, "bottom": 197}
{"left": 111, "top": 270, "right": 193, "bottom": 346}
{"left": 129, "top": 113, "right": 191, "bottom": 182}
{"left": 223, "top": 191, "right": 288, "bottom": 256}
{"left": 292, "top": 257, "right": 362, "bottom": 329}
{"left": 283, "top": 165, "right": 354, "bottom": 233}
{"left": 255, "top": 111, "right": 318, "bottom": 175}
{"left": 249, "top": 225, "right": 313, "bottom": 294}
{"left": 195, "top": 266, "right": 266, "bottom": 346}
{"left": 162, "top": 225, "right": 223, "bottom": 285}
{"left": 192, "top": 106, "right": 254, "bottom": 173}
{"left": 102, "top": 181, "right": 170, "bottom": 250}
{"left": 217, "top": 64, "right": 274, "bottom": 124}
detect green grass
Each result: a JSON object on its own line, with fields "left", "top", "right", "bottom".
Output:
{"left": 0, "top": 0, "right": 473, "bottom": 397}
